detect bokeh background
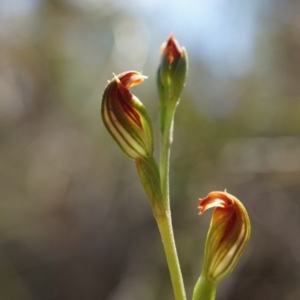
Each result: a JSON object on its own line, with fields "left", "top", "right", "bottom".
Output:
{"left": 1, "top": 0, "right": 300, "bottom": 299}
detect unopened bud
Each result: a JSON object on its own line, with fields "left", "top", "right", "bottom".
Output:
{"left": 157, "top": 34, "right": 188, "bottom": 105}
{"left": 199, "top": 191, "right": 251, "bottom": 283}
{"left": 101, "top": 71, "right": 153, "bottom": 160}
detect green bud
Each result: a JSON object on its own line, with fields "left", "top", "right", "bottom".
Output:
{"left": 199, "top": 191, "right": 251, "bottom": 283}
{"left": 101, "top": 71, "right": 153, "bottom": 160}
{"left": 157, "top": 34, "right": 188, "bottom": 106}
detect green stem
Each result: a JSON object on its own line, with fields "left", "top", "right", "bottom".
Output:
{"left": 157, "top": 99, "right": 186, "bottom": 299}
{"left": 160, "top": 104, "right": 176, "bottom": 206}
{"left": 136, "top": 154, "right": 185, "bottom": 299}
{"left": 155, "top": 211, "right": 187, "bottom": 300}
{"left": 192, "top": 275, "right": 216, "bottom": 300}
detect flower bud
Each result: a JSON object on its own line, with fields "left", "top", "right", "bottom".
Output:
{"left": 101, "top": 71, "right": 153, "bottom": 160}
{"left": 157, "top": 34, "right": 188, "bottom": 106}
{"left": 199, "top": 191, "right": 251, "bottom": 283}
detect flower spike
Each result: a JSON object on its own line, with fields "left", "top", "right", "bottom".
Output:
{"left": 199, "top": 191, "right": 251, "bottom": 283}
{"left": 101, "top": 71, "right": 153, "bottom": 160}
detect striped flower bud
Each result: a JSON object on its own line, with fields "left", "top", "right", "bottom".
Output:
{"left": 101, "top": 71, "right": 153, "bottom": 160}
{"left": 199, "top": 191, "right": 251, "bottom": 283}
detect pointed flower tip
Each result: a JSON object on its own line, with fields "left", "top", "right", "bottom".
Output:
{"left": 161, "top": 34, "right": 183, "bottom": 64}
{"left": 199, "top": 191, "right": 251, "bottom": 283}
{"left": 198, "top": 191, "right": 233, "bottom": 215}
{"left": 115, "top": 71, "right": 147, "bottom": 89}
{"left": 101, "top": 71, "right": 153, "bottom": 160}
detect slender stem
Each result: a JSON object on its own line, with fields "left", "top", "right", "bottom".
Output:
{"left": 157, "top": 99, "right": 186, "bottom": 299}
{"left": 192, "top": 275, "right": 216, "bottom": 300}
{"left": 136, "top": 154, "right": 185, "bottom": 299}
{"left": 155, "top": 211, "right": 187, "bottom": 300}
{"left": 160, "top": 104, "right": 176, "bottom": 206}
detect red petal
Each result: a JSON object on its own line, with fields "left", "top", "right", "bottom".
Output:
{"left": 198, "top": 191, "right": 234, "bottom": 215}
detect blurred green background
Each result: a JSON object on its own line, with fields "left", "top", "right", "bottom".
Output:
{"left": 1, "top": 0, "right": 300, "bottom": 299}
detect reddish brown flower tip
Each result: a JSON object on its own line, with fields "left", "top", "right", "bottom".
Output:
{"left": 114, "top": 71, "right": 147, "bottom": 89}
{"left": 161, "top": 34, "right": 183, "bottom": 65}
{"left": 198, "top": 191, "right": 251, "bottom": 283}
{"left": 199, "top": 191, "right": 234, "bottom": 215}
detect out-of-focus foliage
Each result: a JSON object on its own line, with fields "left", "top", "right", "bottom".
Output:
{"left": 1, "top": 0, "right": 300, "bottom": 299}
